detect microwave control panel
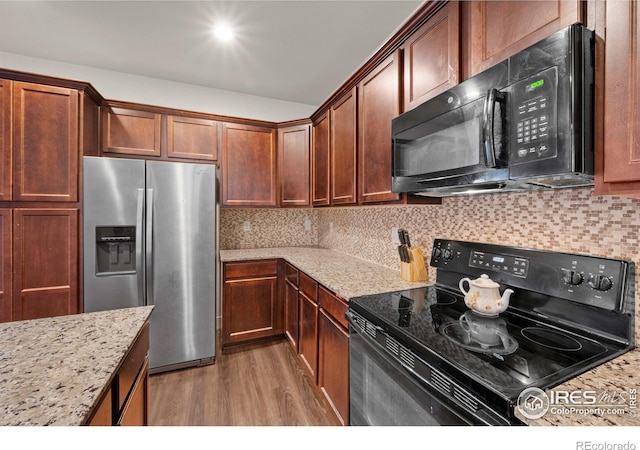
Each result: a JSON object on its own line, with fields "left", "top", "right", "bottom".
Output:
{"left": 509, "top": 67, "right": 558, "bottom": 165}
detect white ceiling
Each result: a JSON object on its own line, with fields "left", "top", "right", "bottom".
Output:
{"left": 0, "top": 0, "right": 424, "bottom": 108}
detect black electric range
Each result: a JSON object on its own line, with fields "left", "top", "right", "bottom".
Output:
{"left": 348, "top": 239, "right": 635, "bottom": 424}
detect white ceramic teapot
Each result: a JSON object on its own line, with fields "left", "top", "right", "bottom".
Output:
{"left": 458, "top": 274, "right": 514, "bottom": 317}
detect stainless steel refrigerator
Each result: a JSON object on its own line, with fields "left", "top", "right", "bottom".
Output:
{"left": 83, "top": 156, "right": 217, "bottom": 374}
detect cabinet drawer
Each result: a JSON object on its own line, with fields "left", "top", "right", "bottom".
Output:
{"left": 118, "top": 323, "right": 149, "bottom": 411}
{"left": 299, "top": 272, "right": 318, "bottom": 302}
{"left": 318, "top": 286, "right": 348, "bottom": 329}
{"left": 285, "top": 263, "right": 299, "bottom": 286}
{"left": 224, "top": 260, "right": 278, "bottom": 279}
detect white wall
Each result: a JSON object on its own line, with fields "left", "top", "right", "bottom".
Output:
{"left": 0, "top": 51, "right": 317, "bottom": 122}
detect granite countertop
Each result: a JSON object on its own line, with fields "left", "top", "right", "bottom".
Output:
{"left": 0, "top": 306, "right": 153, "bottom": 426}
{"left": 219, "top": 247, "right": 431, "bottom": 300}
{"left": 221, "top": 246, "right": 639, "bottom": 427}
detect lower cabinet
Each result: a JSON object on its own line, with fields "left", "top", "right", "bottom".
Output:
{"left": 221, "top": 258, "right": 350, "bottom": 425}
{"left": 317, "top": 287, "right": 349, "bottom": 426}
{"left": 222, "top": 260, "right": 283, "bottom": 347}
{"left": 298, "top": 273, "right": 319, "bottom": 381}
{"left": 284, "top": 263, "right": 299, "bottom": 351}
{"left": 87, "top": 323, "right": 150, "bottom": 426}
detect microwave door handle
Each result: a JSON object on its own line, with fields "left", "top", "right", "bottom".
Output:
{"left": 482, "top": 88, "right": 503, "bottom": 168}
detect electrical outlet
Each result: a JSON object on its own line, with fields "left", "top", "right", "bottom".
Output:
{"left": 392, "top": 227, "right": 400, "bottom": 244}
{"left": 304, "top": 219, "right": 312, "bottom": 231}
{"left": 242, "top": 220, "right": 251, "bottom": 232}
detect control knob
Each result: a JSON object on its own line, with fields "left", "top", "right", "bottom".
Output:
{"left": 432, "top": 248, "right": 442, "bottom": 258}
{"left": 562, "top": 269, "right": 583, "bottom": 286}
{"left": 442, "top": 249, "right": 453, "bottom": 261}
{"left": 587, "top": 274, "right": 614, "bottom": 291}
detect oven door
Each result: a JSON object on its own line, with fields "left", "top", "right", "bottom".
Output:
{"left": 347, "top": 311, "right": 512, "bottom": 426}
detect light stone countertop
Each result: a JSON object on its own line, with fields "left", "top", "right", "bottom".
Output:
{"left": 219, "top": 246, "right": 432, "bottom": 300}
{"left": 0, "top": 306, "right": 153, "bottom": 426}
{"left": 220, "top": 246, "right": 639, "bottom": 427}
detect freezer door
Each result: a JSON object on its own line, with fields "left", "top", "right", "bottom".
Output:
{"left": 146, "top": 161, "right": 217, "bottom": 371}
{"left": 83, "top": 156, "right": 146, "bottom": 312}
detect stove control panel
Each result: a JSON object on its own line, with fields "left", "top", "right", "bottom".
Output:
{"left": 431, "top": 239, "right": 632, "bottom": 312}
{"left": 469, "top": 250, "right": 529, "bottom": 278}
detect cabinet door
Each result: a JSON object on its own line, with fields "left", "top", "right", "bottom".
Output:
{"left": 595, "top": 1, "right": 640, "bottom": 194}
{"left": 102, "top": 106, "right": 161, "bottom": 157}
{"left": 87, "top": 387, "right": 113, "bottom": 426}
{"left": 0, "top": 79, "right": 11, "bottom": 201}
{"left": 298, "top": 291, "right": 318, "bottom": 383}
{"left": 330, "top": 88, "right": 357, "bottom": 205}
{"left": 358, "top": 51, "right": 401, "bottom": 203}
{"left": 278, "top": 124, "right": 310, "bottom": 207}
{"left": 167, "top": 115, "right": 218, "bottom": 161}
{"left": 0, "top": 209, "right": 11, "bottom": 323}
{"left": 118, "top": 358, "right": 149, "bottom": 426}
{"left": 311, "top": 112, "right": 330, "bottom": 206}
{"left": 13, "top": 208, "right": 78, "bottom": 321}
{"left": 13, "top": 82, "right": 78, "bottom": 202}
{"left": 285, "top": 280, "right": 299, "bottom": 351}
{"left": 223, "top": 274, "right": 279, "bottom": 345}
{"left": 318, "top": 308, "right": 349, "bottom": 426}
{"left": 221, "top": 123, "right": 277, "bottom": 207}
{"left": 403, "top": 2, "right": 460, "bottom": 111}
{"left": 467, "top": 0, "right": 583, "bottom": 77}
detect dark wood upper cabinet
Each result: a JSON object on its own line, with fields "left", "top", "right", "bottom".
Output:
{"left": 466, "top": 0, "right": 583, "bottom": 77}
{"left": 13, "top": 82, "right": 79, "bottom": 202}
{"left": 403, "top": 1, "right": 460, "bottom": 111}
{"left": 102, "top": 106, "right": 161, "bottom": 157}
{"left": 593, "top": 0, "right": 640, "bottom": 196}
{"left": 278, "top": 124, "right": 310, "bottom": 207}
{"left": 0, "top": 80, "right": 11, "bottom": 202}
{"left": 311, "top": 112, "right": 330, "bottom": 206}
{"left": 221, "top": 122, "right": 277, "bottom": 207}
{"left": 12, "top": 208, "right": 78, "bottom": 321}
{"left": 166, "top": 115, "right": 219, "bottom": 161}
{"left": 358, "top": 51, "right": 401, "bottom": 203}
{"left": 330, "top": 87, "right": 357, "bottom": 205}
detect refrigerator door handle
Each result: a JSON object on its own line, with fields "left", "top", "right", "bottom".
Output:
{"left": 146, "top": 188, "right": 154, "bottom": 306}
{"left": 136, "top": 188, "right": 145, "bottom": 305}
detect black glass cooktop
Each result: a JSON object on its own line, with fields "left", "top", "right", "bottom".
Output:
{"left": 349, "top": 285, "right": 626, "bottom": 402}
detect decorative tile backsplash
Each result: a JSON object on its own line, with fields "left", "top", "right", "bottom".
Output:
{"left": 219, "top": 208, "right": 317, "bottom": 249}
{"left": 219, "top": 188, "right": 640, "bottom": 342}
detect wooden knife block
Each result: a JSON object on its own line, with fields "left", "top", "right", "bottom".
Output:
{"left": 400, "top": 247, "right": 429, "bottom": 282}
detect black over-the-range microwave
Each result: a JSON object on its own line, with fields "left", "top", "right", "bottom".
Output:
{"left": 391, "top": 23, "right": 594, "bottom": 197}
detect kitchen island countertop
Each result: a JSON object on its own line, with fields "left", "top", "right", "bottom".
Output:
{"left": 0, "top": 306, "right": 153, "bottom": 426}
{"left": 221, "top": 246, "right": 639, "bottom": 427}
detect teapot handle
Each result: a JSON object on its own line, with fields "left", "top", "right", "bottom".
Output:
{"left": 459, "top": 277, "right": 471, "bottom": 296}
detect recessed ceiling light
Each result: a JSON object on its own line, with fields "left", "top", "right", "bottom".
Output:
{"left": 213, "top": 23, "right": 235, "bottom": 42}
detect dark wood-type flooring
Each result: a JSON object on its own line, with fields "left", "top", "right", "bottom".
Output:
{"left": 149, "top": 338, "right": 336, "bottom": 426}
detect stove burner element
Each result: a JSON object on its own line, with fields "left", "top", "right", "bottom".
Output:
{"left": 436, "top": 291, "right": 457, "bottom": 305}
{"left": 520, "top": 327, "right": 583, "bottom": 352}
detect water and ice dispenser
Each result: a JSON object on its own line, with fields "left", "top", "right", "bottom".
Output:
{"left": 95, "top": 226, "right": 137, "bottom": 274}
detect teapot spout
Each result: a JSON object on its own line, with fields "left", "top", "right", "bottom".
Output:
{"left": 502, "top": 288, "right": 514, "bottom": 304}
